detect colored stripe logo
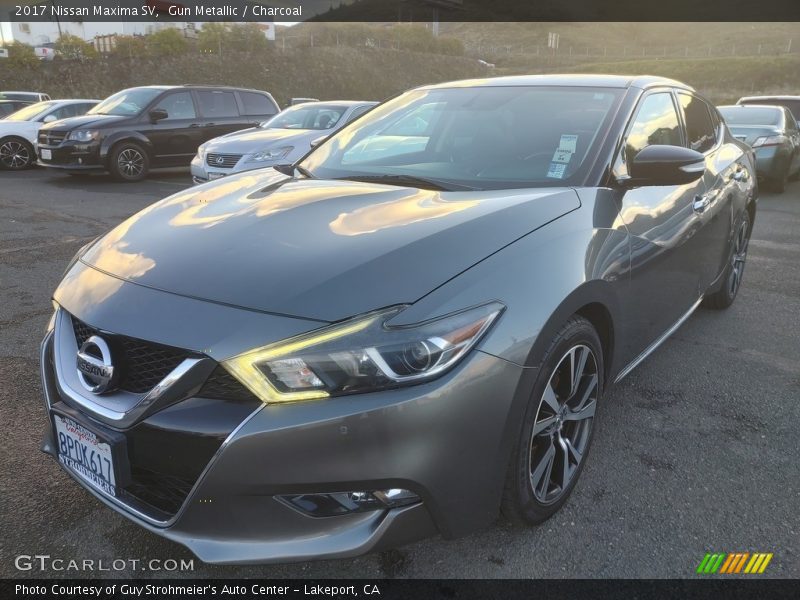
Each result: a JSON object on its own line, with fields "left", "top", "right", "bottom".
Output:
{"left": 697, "top": 552, "right": 773, "bottom": 574}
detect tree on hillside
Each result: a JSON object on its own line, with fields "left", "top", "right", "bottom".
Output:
{"left": 5, "top": 42, "right": 39, "bottom": 69}
{"left": 198, "top": 22, "right": 227, "bottom": 53}
{"left": 224, "top": 23, "right": 270, "bottom": 53}
{"left": 146, "top": 28, "right": 188, "bottom": 56}
{"left": 54, "top": 34, "right": 98, "bottom": 60}
{"left": 112, "top": 35, "right": 147, "bottom": 59}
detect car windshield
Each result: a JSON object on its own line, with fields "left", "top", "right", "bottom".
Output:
{"left": 4, "top": 101, "right": 55, "bottom": 121}
{"left": 262, "top": 104, "right": 348, "bottom": 130}
{"left": 261, "top": 103, "right": 347, "bottom": 130}
{"left": 720, "top": 106, "right": 781, "bottom": 126}
{"left": 0, "top": 92, "right": 37, "bottom": 101}
{"left": 740, "top": 98, "right": 800, "bottom": 122}
{"left": 88, "top": 88, "right": 162, "bottom": 116}
{"left": 300, "top": 86, "right": 623, "bottom": 190}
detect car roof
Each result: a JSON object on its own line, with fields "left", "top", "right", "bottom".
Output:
{"left": 419, "top": 74, "right": 695, "bottom": 91}
{"left": 719, "top": 104, "right": 784, "bottom": 111}
{"left": 306, "top": 101, "right": 378, "bottom": 108}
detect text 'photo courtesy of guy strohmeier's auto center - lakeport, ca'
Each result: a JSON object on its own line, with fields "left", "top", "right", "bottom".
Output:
{"left": 1, "top": 0, "right": 800, "bottom": 599}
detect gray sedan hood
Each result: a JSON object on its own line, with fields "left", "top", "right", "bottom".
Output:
{"left": 79, "top": 169, "right": 579, "bottom": 321}
{"left": 206, "top": 127, "right": 319, "bottom": 154}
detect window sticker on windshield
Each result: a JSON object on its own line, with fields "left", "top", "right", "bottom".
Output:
{"left": 547, "top": 162, "right": 567, "bottom": 179}
{"left": 552, "top": 149, "right": 572, "bottom": 163}
{"left": 558, "top": 134, "right": 578, "bottom": 153}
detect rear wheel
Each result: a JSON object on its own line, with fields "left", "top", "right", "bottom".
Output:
{"left": 109, "top": 142, "right": 149, "bottom": 182}
{"left": 704, "top": 213, "right": 750, "bottom": 310}
{"left": 0, "top": 137, "right": 35, "bottom": 170}
{"left": 502, "top": 316, "right": 603, "bottom": 525}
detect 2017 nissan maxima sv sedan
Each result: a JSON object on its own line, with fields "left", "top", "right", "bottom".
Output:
{"left": 40, "top": 75, "right": 757, "bottom": 564}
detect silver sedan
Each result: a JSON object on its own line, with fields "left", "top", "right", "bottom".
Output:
{"left": 191, "top": 100, "right": 377, "bottom": 184}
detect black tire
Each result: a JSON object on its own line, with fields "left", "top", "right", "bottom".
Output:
{"left": 703, "top": 212, "right": 751, "bottom": 310}
{"left": 108, "top": 142, "right": 149, "bottom": 182}
{"left": 501, "top": 315, "right": 603, "bottom": 525}
{"left": 0, "top": 136, "right": 35, "bottom": 170}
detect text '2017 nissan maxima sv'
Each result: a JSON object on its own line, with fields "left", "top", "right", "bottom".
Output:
{"left": 41, "top": 75, "right": 757, "bottom": 564}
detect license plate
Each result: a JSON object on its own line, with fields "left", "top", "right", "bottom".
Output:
{"left": 53, "top": 414, "right": 117, "bottom": 496}
{"left": 40, "top": 148, "right": 52, "bottom": 160}
{"left": 208, "top": 172, "right": 226, "bottom": 180}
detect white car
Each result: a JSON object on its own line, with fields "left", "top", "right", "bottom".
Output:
{"left": 0, "top": 91, "right": 51, "bottom": 102}
{"left": 0, "top": 99, "right": 98, "bottom": 170}
{"left": 191, "top": 101, "right": 377, "bottom": 184}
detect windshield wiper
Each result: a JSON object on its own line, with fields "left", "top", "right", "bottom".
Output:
{"left": 294, "top": 165, "right": 316, "bottom": 179}
{"left": 335, "top": 174, "right": 475, "bottom": 191}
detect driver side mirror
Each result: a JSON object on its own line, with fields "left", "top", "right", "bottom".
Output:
{"left": 149, "top": 108, "right": 168, "bottom": 123}
{"left": 625, "top": 145, "right": 706, "bottom": 186}
{"left": 310, "top": 135, "right": 328, "bottom": 150}
{"left": 42, "top": 114, "right": 57, "bottom": 123}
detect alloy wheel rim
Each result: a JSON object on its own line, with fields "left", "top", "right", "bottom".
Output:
{"left": 528, "top": 344, "right": 598, "bottom": 504}
{"left": 728, "top": 220, "right": 749, "bottom": 297}
{"left": 118, "top": 148, "right": 144, "bottom": 177}
{"left": 0, "top": 141, "right": 30, "bottom": 168}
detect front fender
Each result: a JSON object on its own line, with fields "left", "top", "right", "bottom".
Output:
{"left": 99, "top": 131, "right": 153, "bottom": 163}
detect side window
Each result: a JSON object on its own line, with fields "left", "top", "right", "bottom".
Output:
{"left": 678, "top": 93, "right": 716, "bottom": 153}
{"left": 784, "top": 109, "right": 798, "bottom": 132}
{"left": 48, "top": 104, "right": 80, "bottom": 120}
{"left": 344, "top": 105, "right": 373, "bottom": 124}
{"left": 153, "top": 92, "right": 196, "bottom": 120}
{"left": 196, "top": 91, "right": 239, "bottom": 118}
{"left": 239, "top": 92, "right": 276, "bottom": 116}
{"left": 617, "top": 92, "right": 681, "bottom": 176}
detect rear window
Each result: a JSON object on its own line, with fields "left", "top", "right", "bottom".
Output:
{"left": 196, "top": 91, "right": 240, "bottom": 118}
{"left": 239, "top": 91, "right": 276, "bottom": 116}
{"left": 720, "top": 106, "right": 782, "bottom": 126}
{"left": 740, "top": 99, "right": 800, "bottom": 121}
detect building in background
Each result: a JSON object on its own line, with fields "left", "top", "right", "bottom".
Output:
{"left": 2, "top": 21, "right": 196, "bottom": 47}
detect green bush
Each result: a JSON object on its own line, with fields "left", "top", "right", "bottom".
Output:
{"left": 112, "top": 35, "right": 147, "bottom": 59}
{"left": 145, "top": 28, "right": 187, "bottom": 56}
{"left": 54, "top": 34, "right": 98, "bottom": 60}
{"left": 5, "top": 42, "right": 39, "bottom": 69}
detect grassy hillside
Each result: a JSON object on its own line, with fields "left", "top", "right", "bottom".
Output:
{"left": 0, "top": 47, "right": 486, "bottom": 105}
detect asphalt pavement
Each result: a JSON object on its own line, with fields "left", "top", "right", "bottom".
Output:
{"left": 1, "top": 167, "right": 798, "bottom": 579}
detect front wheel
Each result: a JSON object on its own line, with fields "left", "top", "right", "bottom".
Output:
{"left": 703, "top": 213, "right": 750, "bottom": 310}
{"left": 109, "top": 142, "right": 149, "bottom": 182}
{"left": 0, "top": 137, "right": 35, "bottom": 170}
{"left": 502, "top": 316, "right": 603, "bottom": 525}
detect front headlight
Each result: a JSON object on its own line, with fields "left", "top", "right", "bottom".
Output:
{"left": 67, "top": 130, "right": 99, "bottom": 142}
{"left": 223, "top": 302, "right": 504, "bottom": 404}
{"left": 246, "top": 146, "right": 293, "bottom": 163}
{"left": 197, "top": 142, "right": 208, "bottom": 160}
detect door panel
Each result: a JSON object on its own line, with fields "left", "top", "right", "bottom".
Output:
{"left": 615, "top": 91, "right": 707, "bottom": 353}
{"left": 144, "top": 92, "right": 203, "bottom": 166}
{"left": 194, "top": 90, "right": 249, "bottom": 141}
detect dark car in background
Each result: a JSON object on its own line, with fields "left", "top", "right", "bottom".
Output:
{"left": 40, "top": 75, "right": 757, "bottom": 564}
{"left": 0, "top": 99, "right": 34, "bottom": 117}
{"left": 720, "top": 104, "right": 800, "bottom": 192}
{"left": 36, "top": 85, "right": 280, "bottom": 181}
{"left": 737, "top": 95, "right": 800, "bottom": 127}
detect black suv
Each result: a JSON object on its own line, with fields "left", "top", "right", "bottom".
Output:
{"left": 37, "top": 85, "right": 279, "bottom": 181}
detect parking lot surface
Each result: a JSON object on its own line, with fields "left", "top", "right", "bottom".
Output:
{"left": 1, "top": 168, "right": 798, "bottom": 578}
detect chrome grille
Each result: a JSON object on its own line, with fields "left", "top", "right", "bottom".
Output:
{"left": 71, "top": 315, "right": 192, "bottom": 394}
{"left": 39, "top": 131, "right": 67, "bottom": 146}
{"left": 206, "top": 153, "right": 242, "bottom": 168}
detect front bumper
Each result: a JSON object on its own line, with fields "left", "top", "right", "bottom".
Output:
{"left": 40, "top": 266, "right": 527, "bottom": 564}
{"left": 190, "top": 154, "right": 285, "bottom": 185}
{"left": 38, "top": 139, "right": 103, "bottom": 171}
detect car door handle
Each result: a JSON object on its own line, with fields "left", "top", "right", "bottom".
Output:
{"left": 693, "top": 195, "right": 710, "bottom": 213}
{"left": 189, "top": 123, "right": 201, "bottom": 128}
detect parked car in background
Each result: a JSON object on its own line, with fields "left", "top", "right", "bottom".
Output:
{"left": 719, "top": 104, "right": 800, "bottom": 192}
{"left": 0, "top": 99, "right": 34, "bottom": 117}
{"left": 37, "top": 85, "right": 280, "bottom": 181}
{"left": 191, "top": 101, "right": 378, "bottom": 184}
{"left": 737, "top": 95, "right": 800, "bottom": 127}
{"left": 0, "top": 91, "right": 51, "bottom": 102}
{"left": 0, "top": 99, "right": 99, "bottom": 170}
{"left": 40, "top": 75, "right": 757, "bottom": 564}
{"left": 34, "top": 47, "right": 56, "bottom": 61}
{"left": 290, "top": 97, "right": 319, "bottom": 106}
